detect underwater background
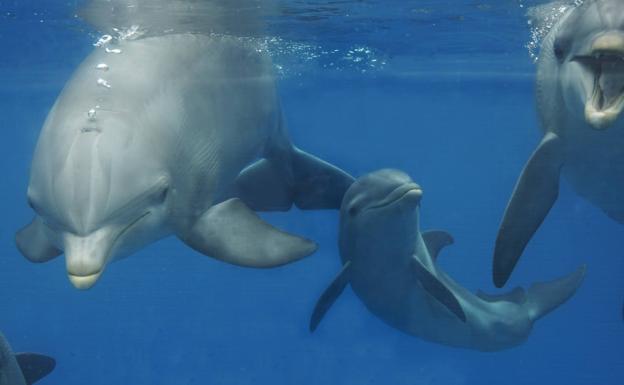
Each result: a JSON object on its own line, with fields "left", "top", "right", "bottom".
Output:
{"left": 0, "top": 0, "right": 623, "bottom": 384}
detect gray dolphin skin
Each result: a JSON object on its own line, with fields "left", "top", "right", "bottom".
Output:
{"left": 16, "top": 33, "right": 353, "bottom": 290}
{"left": 493, "top": 0, "right": 624, "bottom": 289}
{"left": 0, "top": 331, "right": 55, "bottom": 385}
{"left": 311, "top": 169, "right": 585, "bottom": 351}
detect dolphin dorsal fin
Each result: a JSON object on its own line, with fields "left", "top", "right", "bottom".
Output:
{"left": 476, "top": 287, "right": 527, "bottom": 305}
{"left": 309, "top": 261, "right": 352, "bottom": 332}
{"left": 422, "top": 230, "right": 454, "bottom": 261}
{"left": 15, "top": 353, "right": 56, "bottom": 385}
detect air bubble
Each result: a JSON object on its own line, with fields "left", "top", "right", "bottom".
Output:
{"left": 96, "top": 63, "right": 109, "bottom": 71}
{"left": 105, "top": 48, "right": 122, "bottom": 54}
{"left": 94, "top": 35, "right": 113, "bottom": 47}
{"left": 97, "top": 78, "right": 111, "bottom": 88}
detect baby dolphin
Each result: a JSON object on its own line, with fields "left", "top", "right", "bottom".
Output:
{"left": 16, "top": 33, "right": 353, "bottom": 289}
{"left": 493, "top": 0, "right": 624, "bottom": 291}
{"left": 310, "top": 169, "right": 586, "bottom": 351}
{"left": 0, "top": 331, "right": 55, "bottom": 385}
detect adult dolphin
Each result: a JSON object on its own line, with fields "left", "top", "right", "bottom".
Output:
{"left": 494, "top": 0, "right": 624, "bottom": 288}
{"left": 311, "top": 170, "right": 585, "bottom": 351}
{"left": 17, "top": 33, "right": 353, "bottom": 289}
{"left": 0, "top": 331, "right": 55, "bottom": 385}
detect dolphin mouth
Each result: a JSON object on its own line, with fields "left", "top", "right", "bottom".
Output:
{"left": 366, "top": 183, "right": 422, "bottom": 211}
{"left": 68, "top": 271, "right": 103, "bottom": 290}
{"left": 65, "top": 211, "right": 152, "bottom": 290}
{"left": 575, "top": 36, "right": 624, "bottom": 129}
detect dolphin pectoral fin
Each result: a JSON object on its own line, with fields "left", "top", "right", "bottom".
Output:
{"left": 411, "top": 258, "right": 466, "bottom": 322}
{"left": 493, "top": 132, "right": 564, "bottom": 288}
{"left": 526, "top": 264, "right": 586, "bottom": 322}
{"left": 233, "top": 158, "right": 295, "bottom": 211}
{"left": 422, "top": 230, "right": 454, "bottom": 261}
{"left": 310, "top": 261, "right": 352, "bottom": 332}
{"left": 476, "top": 287, "right": 526, "bottom": 305}
{"left": 181, "top": 198, "right": 317, "bottom": 267}
{"left": 15, "top": 217, "right": 61, "bottom": 263}
{"left": 234, "top": 147, "right": 354, "bottom": 211}
{"left": 290, "top": 147, "right": 354, "bottom": 210}
{"left": 15, "top": 353, "right": 56, "bottom": 385}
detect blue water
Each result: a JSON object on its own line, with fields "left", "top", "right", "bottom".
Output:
{"left": 1, "top": 1, "right": 623, "bottom": 384}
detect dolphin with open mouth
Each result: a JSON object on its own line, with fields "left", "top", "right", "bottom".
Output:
{"left": 493, "top": 1, "right": 624, "bottom": 299}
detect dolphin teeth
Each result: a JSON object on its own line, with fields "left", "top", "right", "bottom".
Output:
{"left": 580, "top": 51, "right": 624, "bottom": 129}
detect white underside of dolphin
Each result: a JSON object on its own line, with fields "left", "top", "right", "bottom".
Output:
{"left": 311, "top": 170, "right": 585, "bottom": 351}
{"left": 0, "top": 331, "right": 55, "bottom": 385}
{"left": 493, "top": 0, "right": 624, "bottom": 299}
{"left": 17, "top": 33, "right": 353, "bottom": 289}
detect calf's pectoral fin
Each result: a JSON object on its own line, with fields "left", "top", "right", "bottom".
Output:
{"left": 411, "top": 257, "right": 466, "bottom": 322}
{"left": 180, "top": 198, "right": 317, "bottom": 267}
{"left": 493, "top": 132, "right": 564, "bottom": 288}
{"left": 234, "top": 147, "right": 354, "bottom": 211}
{"left": 422, "top": 230, "right": 454, "bottom": 261}
{"left": 309, "top": 261, "right": 352, "bottom": 332}
{"left": 15, "top": 217, "right": 61, "bottom": 263}
{"left": 15, "top": 353, "right": 56, "bottom": 385}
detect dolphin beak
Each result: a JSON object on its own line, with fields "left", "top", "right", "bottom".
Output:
{"left": 64, "top": 230, "right": 113, "bottom": 290}
{"left": 367, "top": 183, "right": 423, "bottom": 211}
{"left": 68, "top": 271, "right": 103, "bottom": 290}
{"left": 579, "top": 33, "right": 624, "bottom": 129}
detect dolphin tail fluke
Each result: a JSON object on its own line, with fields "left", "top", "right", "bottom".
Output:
{"left": 15, "top": 217, "right": 62, "bottom": 263}
{"left": 310, "top": 261, "right": 352, "bottom": 332}
{"left": 493, "top": 132, "right": 564, "bottom": 288}
{"left": 15, "top": 353, "right": 56, "bottom": 385}
{"left": 526, "top": 264, "right": 586, "bottom": 322}
{"left": 234, "top": 147, "right": 354, "bottom": 211}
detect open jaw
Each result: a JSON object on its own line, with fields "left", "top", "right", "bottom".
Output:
{"left": 575, "top": 39, "right": 624, "bottom": 129}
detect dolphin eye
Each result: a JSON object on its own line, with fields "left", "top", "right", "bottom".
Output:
{"left": 157, "top": 187, "right": 169, "bottom": 203}
{"left": 348, "top": 205, "right": 359, "bottom": 216}
{"left": 553, "top": 38, "right": 568, "bottom": 62}
{"left": 554, "top": 43, "right": 564, "bottom": 60}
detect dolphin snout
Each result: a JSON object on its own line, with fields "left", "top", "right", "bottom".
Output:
{"left": 64, "top": 231, "right": 113, "bottom": 290}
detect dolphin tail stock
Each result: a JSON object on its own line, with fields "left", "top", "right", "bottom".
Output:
{"left": 181, "top": 198, "right": 318, "bottom": 268}
{"left": 15, "top": 353, "right": 56, "bottom": 385}
{"left": 15, "top": 217, "right": 62, "bottom": 263}
{"left": 525, "top": 264, "right": 586, "bottom": 322}
{"left": 309, "top": 261, "right": 352, "bottom": 332}
{"left": 234, "top": 146, "right": 354, "bottom": 212}
{"left": 493, "top": 132, "right": 564, "bottom": 288}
